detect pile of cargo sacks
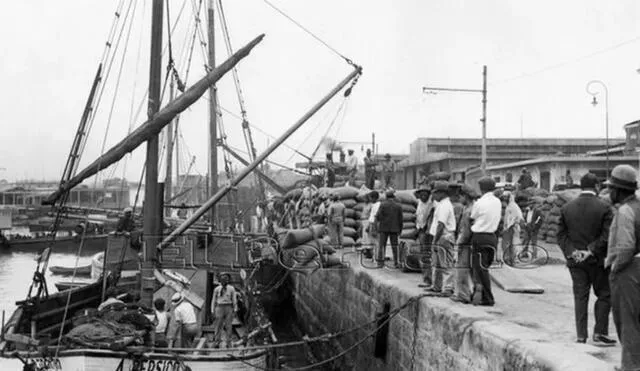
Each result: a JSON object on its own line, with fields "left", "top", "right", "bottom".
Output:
{"left": 273, "top": 185, "right": 423, "bottom": 271}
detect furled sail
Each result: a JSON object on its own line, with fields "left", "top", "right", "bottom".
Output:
{"left": 43, "top": 34, "right": 265, "bottom": 206}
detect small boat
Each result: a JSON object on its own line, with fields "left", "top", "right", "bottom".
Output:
{"left": 49, "top": 264, "right": 92, "bottom": 276}
{"left": 3, "top": 234, "right": 108, "bottom": 254}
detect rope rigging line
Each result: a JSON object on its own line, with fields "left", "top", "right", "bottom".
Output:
{"left": 308, "top": 97, "right": 348, "bottom": 161}
{"left": 216, "top": 0, "right": 268, "bottom": 200}
{"left": 261, "top": 0, "right": 359, "bottom": 67}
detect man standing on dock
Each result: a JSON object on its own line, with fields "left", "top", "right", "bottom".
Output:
{"left": 375, "top": 189, "right": 403, "bottom": 268}
{"left": 327, "top": 194, "right": 346, "bottom": 249}
{"left": 470, "top": 177, "right": 502, "bottom": 306}
{"left": 381, "top": 154, "right": 394, "bottom": 189}
{"left": 450, "top": 185, "right": 478, "bottom": 304}
{"left": 558, "top": 172, "right": 615, "bottom": 346}
{"left": 424, "top": 181, "right": 457, "bottom": 297}
{"left": 415, "top": 184, "right": 434, "bottom": 289}
{"left": 605, "top": 165, "right": 640, "bottom": 370}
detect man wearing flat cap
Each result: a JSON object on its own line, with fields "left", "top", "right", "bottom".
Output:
{"left": 469, "top": 176, "right": 502, "bottom": 306}
{"left": 558, "top": 172, "right": 615, "bottom": 346}
{"left": 605, "top": 164, "right": 640, "bottom": 370}
{"left": 424, "top": 180, "right": 457, "bottom": 296}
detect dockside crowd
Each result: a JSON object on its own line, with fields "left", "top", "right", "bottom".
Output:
{"left": 261, "top": 162, "right": 640, "bottom": 371}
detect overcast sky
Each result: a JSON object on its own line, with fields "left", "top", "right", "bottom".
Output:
{"left": 3, "top": 0, "right": 640, "bottom": 183}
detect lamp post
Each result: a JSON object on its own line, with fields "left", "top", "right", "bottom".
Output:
{"left": 586, "top": 80, "right": 610, "bottom": 178}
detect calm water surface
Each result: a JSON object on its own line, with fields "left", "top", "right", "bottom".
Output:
{"left": 0, "top": 250, "right": 95, "bottom": 317}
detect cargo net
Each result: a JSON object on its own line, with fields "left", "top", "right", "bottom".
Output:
{"left": 62, "top": 303, "right": 154, "bottom": 351}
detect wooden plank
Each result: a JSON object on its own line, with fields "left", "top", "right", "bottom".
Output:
{"left": 490, "top": 266, "right": 544, "bottom": 294}
{"left": 4, "top": 333, "right": 38, "bottom": 346}
{"left": 154, "top": 269, "right": 204, "bottom": 309}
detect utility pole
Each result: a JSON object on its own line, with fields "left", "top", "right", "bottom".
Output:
{"left": 422, "top": 65, "right": 488, "bottom": 175}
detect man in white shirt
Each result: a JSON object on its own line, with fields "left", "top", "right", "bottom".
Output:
{"left": 169, "top": 292, "right": 198, "bottom": 348}
{"left": 425, "top": 181, "right": 457, "bottom": 296}
{"left": 346, "top": 149, "right": 358, "bottom": 186}
{"left": 212, "top": 273, "right": 238, "bottom": 347}
{"left": 469, "top": 177, "right": 502, "bottom": 306}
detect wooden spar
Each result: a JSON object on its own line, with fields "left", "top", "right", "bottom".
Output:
{"left": 221, "top": 143, "right": 286, "bottom": 194}
{"left": 164, "top": 79, "right": 175, "bottom": 217}
{"left": 42, "top": 34, "right": 265, "bottom": 206}
{"left": 207, "top": 0, "right": 218, "bottom": 226}
{"left": 159, "top": 66, "right": 362, "bottom": 250}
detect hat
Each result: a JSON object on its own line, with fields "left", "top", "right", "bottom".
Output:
{"left": 171, "top": 292, "right": 184, "bottom": 303}
{"left": 385, "top": 189, "right": 395, "bottom": 198}
{"left": 460, "top": 184, "right": 479, "bottom": 199}
{"left": 478, "top": 176, "right": 496, "bottom": 192}
{"left": 124, "top": 207, "right": 133, "bottom": 213}
{"left": 348, "top": 149, "right": 354, "bottom": 153}
{"left": 413, "top": 185, "right": 431, "bottom": 196}
{"left": 432, "top": 180, "right": 449, "bottom": 193}
{"left": 580, "top": 172, "right": 599, "bottom": 190}
{"left": 605, "top": 165, "right": 638, "bottom": 191}
{"left": 385, "top": 153, "right": 391, "bottom": 159}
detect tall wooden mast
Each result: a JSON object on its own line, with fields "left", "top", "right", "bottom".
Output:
{"left": 142, "top": 0, "right": 164, "bottom": 307}
{"left": 207, "top": 0, "right": 218, "bottom": 226}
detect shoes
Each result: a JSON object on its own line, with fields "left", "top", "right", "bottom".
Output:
{"left": 592, "top": 334, "right": 616, "bottom": 347}
{"left": 449, "top": 295, "right": 470, "bottom": 304}
{"left": 418, "top": 283, "right": 433, "bottom": 289}
{"left": 471, "top": 291, "right": 483, "bottom": 306}
{"left": 576, "top": 338, "right": 586, "bottom": 344}
{"left": 423, "top": 287, "right": 442, "bottom": 296}
{"left": 435, "top": 290, "right": 453, "bottom": 298}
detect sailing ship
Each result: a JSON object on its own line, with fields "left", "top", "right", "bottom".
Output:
{"left": 0, "top": 0, "right": 362, "bottom": 370}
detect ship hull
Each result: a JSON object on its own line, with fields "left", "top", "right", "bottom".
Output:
{"left": 0, "top": 348, "right": 268, "bottom": 371}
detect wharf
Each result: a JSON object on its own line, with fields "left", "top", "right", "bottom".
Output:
{"left": 290, "top": 243, "right": 619, "bottom": 370}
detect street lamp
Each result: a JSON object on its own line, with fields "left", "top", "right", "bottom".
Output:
{"left": 586, "top": 80, "right": 610, "bottom": 178}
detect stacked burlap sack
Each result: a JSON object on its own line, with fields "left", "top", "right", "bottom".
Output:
{"left": 536, "top": 189, "right": 582, "bottom": 244}
{"left": 317, "top": 186, "right": 360, "bottom": 247}
{"left": 275, "top": 225, "right": 342, "bottom": 268}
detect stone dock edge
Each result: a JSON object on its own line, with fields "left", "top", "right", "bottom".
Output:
{"left": 290, "top": 251, "right": 612, "bottom": 371}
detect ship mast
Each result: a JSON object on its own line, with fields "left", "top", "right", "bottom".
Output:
{"left": 141, "top": 0, "right": 164, "bottom": 307}
{"left": 207, "top": 0, "right": 218, "bottom": 227}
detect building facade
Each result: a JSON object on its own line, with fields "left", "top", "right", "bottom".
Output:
{"left": 400, "top": 137, "right": 625, "bottom": 188}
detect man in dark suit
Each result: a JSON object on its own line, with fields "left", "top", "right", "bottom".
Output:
{"left": 375, "top": 189, "right": 403, "bottom": 268}
{"left": 558, "top": 172, "right": 616, "bottom": 346}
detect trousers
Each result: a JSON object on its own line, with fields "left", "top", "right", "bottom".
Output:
{"left": 419, "top": 230, "right": 433, "bottom": 286}
{"left": 328, "top": 222, "right": 344, "bottom": 248}
{"left": 454, "top": 244, "right": 473, "bottom": 302}
{"left": 377, "top": 232, "right": 398, "bottom": 265}
{"left": 610, "top": 258, "right": 640, "bottom": 370}
{"left": 568, "top": 262, "right": 611, "bottom": 340}
{"left": 432, "top": 238, "right": 455, "bottom": 292}
{"left": 213, "top": 304, "right": 235, "bottom": 343}
{"left": 471, "top": 232, "right": 498, "bottom": 305}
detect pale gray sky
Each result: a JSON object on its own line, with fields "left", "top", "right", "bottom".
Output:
{"left": 3, "top": 0, "right": 640, "bottom": 182}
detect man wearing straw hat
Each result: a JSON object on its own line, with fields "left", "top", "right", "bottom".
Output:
{"left": 605, "top": 164, "right": 640, "bottom": 370}
{"left": 168, "top": 292, "right": 199, "bottom": 348}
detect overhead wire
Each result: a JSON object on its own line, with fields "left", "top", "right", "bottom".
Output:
{"left": 261, "top": 0, "right": 357, "bottom": 66}
{"left": 491, "top": 34, "right": 640, "bottom": 86}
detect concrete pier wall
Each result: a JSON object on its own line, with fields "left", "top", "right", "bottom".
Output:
{"left": 291, "top": 253, "right": 612, "bottom": 371}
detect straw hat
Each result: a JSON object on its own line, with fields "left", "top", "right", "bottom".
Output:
{"left": 604, "top": 165, "right": 638, "bottom": 191}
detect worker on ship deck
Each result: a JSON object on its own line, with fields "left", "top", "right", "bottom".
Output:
{"left": 168, "top": 292, "right": 198, "bottom": 348}
{"left": 116, "top": 207, "right": 136, "bottom": 234}
{"left": 212, "top": 273, "right": 238, "bottom": 347}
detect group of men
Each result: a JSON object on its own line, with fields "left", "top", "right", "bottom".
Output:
{"left": 324, "top": 150, "right": 396, "bottom": 189}
{"left": 414, "top": 176, "right": 502, "bottom": 306}
{"left": 557, "top": 165, "right": 640, "bottom": 370}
